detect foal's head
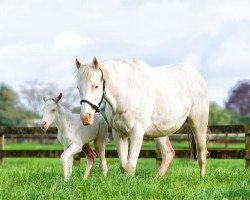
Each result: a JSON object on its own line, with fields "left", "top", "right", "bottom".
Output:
{"left": 76, "top": 57, "right": 105, "bottom": 125}
{"left": 41, "top": 93, "right": 62, "bottom": 131}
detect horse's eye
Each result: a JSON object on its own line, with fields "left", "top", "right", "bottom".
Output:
{"left": 95, "top": 85, "right": 98, "bottom": 89}
{"left": 52, "top": 109, "right": 55, "bottom": 112}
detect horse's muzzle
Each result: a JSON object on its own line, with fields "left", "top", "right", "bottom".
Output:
{"left": 80, "top": 113, "right": 93, "bottom": 125}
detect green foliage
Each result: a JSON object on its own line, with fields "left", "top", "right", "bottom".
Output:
{"left": 209, "top": 101, "right": 250, "bottom": 125}
{"left": 0, "top": 158, "right": 249, "bottom": 199}
{"left": 0, "top": 83, "right": 38, "bottom": 126}
{"left": 209, "top": 102, "right": 243, "bottom": 125}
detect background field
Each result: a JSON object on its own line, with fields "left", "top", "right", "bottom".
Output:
{"left": 0, "top": 158, "right": 249, "bottom": 200}
{"left": 4, "top": 140, "right": 245, "bottom": 150}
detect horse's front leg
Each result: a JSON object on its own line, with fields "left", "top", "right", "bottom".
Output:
{"left": 126, "top": 124, "right": 144, "bottom": 176}
{"left": 112, "top": 129, "right": 128, "bottom": 173}
{"left": 60, "top": 143, "right": 81, "bottom": 181}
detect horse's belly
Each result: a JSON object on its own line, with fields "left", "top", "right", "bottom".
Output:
{"left": 144, "top": 112, "right": 189, "bottom": 138}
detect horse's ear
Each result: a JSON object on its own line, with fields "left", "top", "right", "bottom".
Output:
{"left": 54, "top": 93, "right": 62, "bottom": 103}
{"left": 75, "top": 58, "right": 81, "bottom": 69}
{"left": 92, "top": 57, "right": 99, "bottom": 70}
{"left": 43, "top": 96, "right": 48, "bottom": 102}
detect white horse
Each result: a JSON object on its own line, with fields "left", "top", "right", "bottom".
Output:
{"left": 40, "top": 93, "right": 108, "bottom": 181}
{"left": 75, "top": 58, "right": 209, "bottom": 178}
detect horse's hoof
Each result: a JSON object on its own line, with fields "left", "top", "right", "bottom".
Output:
{"left": 120, "top": 166, "right": 126, "bottom": 174}
{"left": 125, "top": 166, "right": 136, "bottom": 176}
{"left": 155, "top": 173, "right": 165, "bottom": 179}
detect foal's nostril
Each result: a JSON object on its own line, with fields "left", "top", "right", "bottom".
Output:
{"left": 41, "top": 121, "right": 47, "bottom": 128}
{"left": 87, "top": 113, "right": 91, "bottom": 119}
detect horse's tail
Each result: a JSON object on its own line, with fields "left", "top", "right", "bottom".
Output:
{"left": 188, "top": 126, "right": 210, "bottom": 161}
{"left": 188, "top": 131, "right": 197, "bottom": 161}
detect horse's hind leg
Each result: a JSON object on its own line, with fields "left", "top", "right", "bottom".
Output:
{"left": 188, "top": 104, "right": 209, "bottom": 179}
{"left": 155, "top": 136, "right": 175, "bottom": 178}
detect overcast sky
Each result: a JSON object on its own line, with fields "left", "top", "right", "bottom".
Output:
{"left": 0, "top": 0, "right": 250, "bottom": 106}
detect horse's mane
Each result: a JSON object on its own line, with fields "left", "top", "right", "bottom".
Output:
{"left": 77, "top": 58, "right": 147, "bottom": 81}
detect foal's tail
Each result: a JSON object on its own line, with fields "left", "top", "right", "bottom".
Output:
{"left": 105, "top": 137, "right": 110, "bottom": 145}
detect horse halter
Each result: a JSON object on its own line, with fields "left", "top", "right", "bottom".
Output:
{"left": 80, "top": 68, "right": 106, "bottom": 113}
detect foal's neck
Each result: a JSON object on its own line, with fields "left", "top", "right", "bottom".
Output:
{"left": 54, "top": 104, "right": 73, "bottom": 133}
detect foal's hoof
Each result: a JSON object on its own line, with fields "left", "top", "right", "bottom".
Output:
{"left": 125, "top": 166, "right": 136, "bottom": 177}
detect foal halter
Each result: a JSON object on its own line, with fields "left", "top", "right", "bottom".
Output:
{"left": 80, "top": 68, "right": 106, "bottom": 113}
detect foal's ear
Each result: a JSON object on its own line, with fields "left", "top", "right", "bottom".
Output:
{"left": 92, "top": 57, "right": 99, "bottom": 70}
{"left": 43, "top": 96, "right": 48, "bottom": 102}
{"left": 75, "top": 58, "right": 81, "bottom": 69}
{"left": 54, "top": 93, "right": 62, "bottom": 103}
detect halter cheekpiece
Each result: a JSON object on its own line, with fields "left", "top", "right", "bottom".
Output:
{"left": 80, "top": 68, "right": 106, "bottom": 113}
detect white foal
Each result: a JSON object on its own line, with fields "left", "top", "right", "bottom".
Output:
{"left": 41, "top": 93, "right": 108, "bottom": 181}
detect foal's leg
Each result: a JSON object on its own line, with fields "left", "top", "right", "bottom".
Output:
{"left": 82, "top": 144, "right": 96, "bottom": 180}
{"left": 188, "top": 103, "right": 209, "bottom": 179}
{"left": 94, "top": 137, "right": 108, "bottom": 176}
{"left": 112, "top": 129, "right": 128, "bottom": 172}
{"left": 61, "top": 143, "right": 82, "bottom": 181}
{"left": 126, "top": 124, "right": 144, "bottom": 176}
{"left": 68, "top": 156, "right": 74, "bottom": 177}
{"left": 155, "top": 136, "right": 175, "bottom": 178}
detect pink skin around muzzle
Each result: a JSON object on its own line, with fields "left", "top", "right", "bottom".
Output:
{"left": 80, "top": 113, "right": 94, "bottom": 125}
{"left": 40, "top": 121, "right": 48, "bottom": 131}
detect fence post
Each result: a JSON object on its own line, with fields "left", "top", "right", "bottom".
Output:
{"left": 0, "top": 133, "right": 4, "bottom": 165}
{"left": 245, "top": 125, "right": 250, "bottom": 169}
{"left": 155, "top": 143, "right": 162, "bottom": 169}
{"left": 11, "top": 135, "right": 17, "bottom": 144}
{"left": 224, "top": 133, "right": 228, "bottom": 149}
{"left": 39, "top": 134, "right": 46, "bottom": 144}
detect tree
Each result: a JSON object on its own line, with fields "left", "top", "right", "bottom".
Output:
{"left": 0, "top": 83, "right": 37, "bottom": 126}
{"left": 226, "top": 80, "right": 250, "bottom": 116}
{"left": 20, "top": 80, "right": 78, "bottom": 115}
{"left": 209, "top": 102, "right": 240, "bottom": 125}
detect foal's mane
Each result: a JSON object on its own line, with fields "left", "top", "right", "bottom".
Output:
{"left": 77, "top": 58, "right": 145, "bottom": 81}
{"left": 45, "top": 99, "right": 73, "bottom": 115}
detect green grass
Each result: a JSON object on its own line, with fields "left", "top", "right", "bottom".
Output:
{"left": 0, "top": 158, "right": 249, "bottom": 199}
{"left": 5, "top": 141, "right": 244, "bottom": 150}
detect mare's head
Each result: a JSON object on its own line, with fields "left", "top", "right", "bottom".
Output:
{"left": 76, "top": 57, "right": 105, "bottom": 125}
{"left": 41, "top": 93, "right": 62, "bottom": 131}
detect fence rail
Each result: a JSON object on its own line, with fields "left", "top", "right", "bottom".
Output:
{"left": 0, "top": 125, "right": 250, "bottom": 168}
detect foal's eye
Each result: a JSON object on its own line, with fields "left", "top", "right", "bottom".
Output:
{"left": 95, "top": 85, "right": 98, "bottom": 89}
{"left": 52, "top": 109, "right": 55, "bottom": 112}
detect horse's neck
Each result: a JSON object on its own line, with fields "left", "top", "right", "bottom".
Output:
{"left": 104, "top": 84, "right": 117, "bottom": 113}
{"left": 54, "top": 105, "right": 72, "bottom": 134}
{"left": 104, "top": 71, "right": 140, "bottom": 113}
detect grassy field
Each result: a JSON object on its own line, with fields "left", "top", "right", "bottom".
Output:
{"left": 0, "top": 158, "right": 249, "bottom": 200}
{"left": 4, "top": 140, "right": 245, "bottom": 150}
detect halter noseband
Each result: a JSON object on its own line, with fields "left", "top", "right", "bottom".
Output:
{"left": 80, "top": 68, "right": 106, "bottom": 113}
